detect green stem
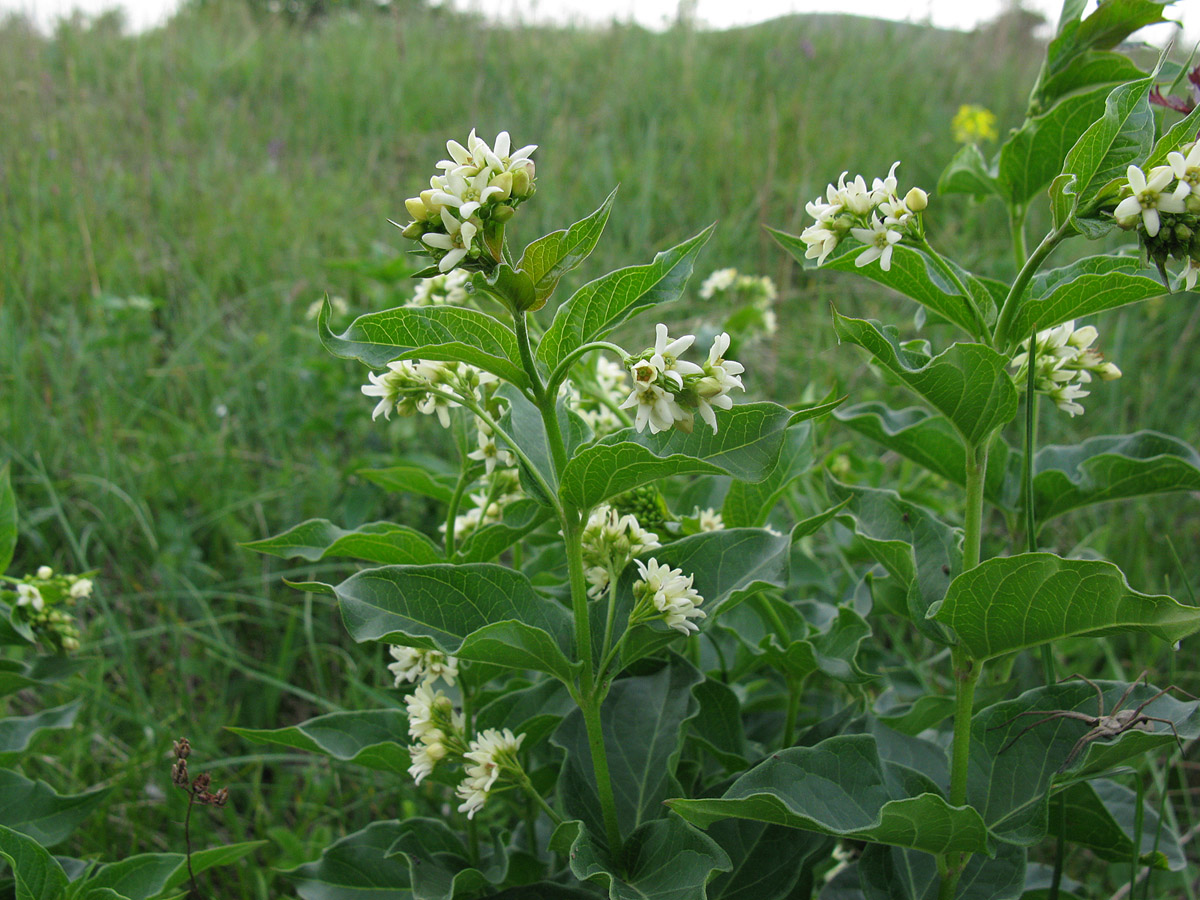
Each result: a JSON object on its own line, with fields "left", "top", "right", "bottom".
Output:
{"left": 963, "top": 441, "right": 989, "bottom": 572}
{"left": 582, "top": 697, "right": 623, "bottom": 852}
{"left": 545, "top": 340, "right": 629, "bottom": 401}
{"left": 1009, "top": 204, "right": 1029, "bottom": 269}
{"left": 514, "top": 311, "right": 547, "bottom": 402}
{"left": 563, "top": 516, "right": 596, "bottom": 695}
{"left": 913, "top": 236, "right": 989, "bottom": 341}
{"left": 518, "top": 771, "right": 564, "bottom": 827}
{"left": 783, "top": 675, "right": 803, "bottom": 749}
{"left": 444, "top": 465, "right": 474, "bottom": 559}
{"left": 993, "top": 223, "right": 1070, "bottom": 351}
{"left": 1049, "top": 791, "right": 1065, "bottom": 900}
{"left": 600, "top": 572, "right": 619, "bottom": 668}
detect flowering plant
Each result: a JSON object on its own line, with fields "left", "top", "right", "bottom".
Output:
{"left": 238, "top": 5, "right": 1200, "bottom": 897}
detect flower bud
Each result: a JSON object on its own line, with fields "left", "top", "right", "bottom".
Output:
{"left": 904, "top": 187, "right": 928, "bottom": 211}
{"left": 401, "top": 221, "right": 425, "bottom": 240}
{"left": 510, "top": 166, "right": 533, "bottom": 199}
{"left": 37, "top": 565, "right": 53, "bottom": 579}
{"left": 405, "top": 196, "right": 428, "bottom": 221}
{"left": 488, "top": 170, "right": 513, "bottom": 201}
{"left": 491, "top": 204, "right": 516, "bottom": 223}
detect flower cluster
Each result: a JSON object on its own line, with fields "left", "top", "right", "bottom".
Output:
{"left": 409, "top": 270, "right": 471, "bottom": 307}
{"left": 695, "top": 508, "right": 724, "bottom": 532}
{"left": 621, "top": 326, "right": 745, "bottom": 434}
{"left": 630, "top": 558, "right": 706, "bottom": 636}
{"left": 581, "top": 504, "right": 661, "bottom": 598}
{"left": 405, "top": 682, "right": 466, "bottom": 785}
{"left": 1112, "top": 150, "right": 1200, "bottom": 287}
{"left": 1010, "top": 320, "right": 1121, "bottom": 417}
{"left": 361, "top": 360, "right": 499, "bottom": 428}
{"left": 951, "top": 104, "right": 998, "bottom": 144}
{"left": 6, "top": 566, "right": 90, "bottom": 652}
{"left": 800, "top": 162, "right": 928, "bottom": 272}
{"left": 388, "top": 646, "right": 459, "bottom": 687}
{"left": 398, "top": 130, "right": 537, "bottom": 273}
{"left": 456, "top": 728, "right": 525, "bottom": 820}
{"left": 699, "top": 268, "right": 779, "bottom": 344}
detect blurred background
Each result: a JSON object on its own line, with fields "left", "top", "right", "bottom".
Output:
{"left": 0, "top": 0, "right": 1197, "bottom": 893}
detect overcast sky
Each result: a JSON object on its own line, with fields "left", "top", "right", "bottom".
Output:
{"left": 1, "top": 0, "right": 1194, "bottom": 43}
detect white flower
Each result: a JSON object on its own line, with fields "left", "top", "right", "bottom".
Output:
{"left": 411, "top": 270, "right": 470, "bottom": 307}
{"left": 870, "top": 161, "right": 901, "bottom": 204}
{"left": 16, "top": 584, "right": 44, "bottom": 612}
{"left": 36, "top": 566, "right": 53, "bottom": 579}
{"left": 69, "top": 579, "right": 93, "bottom": 600}
{"left": 408, "top": 738, "right": 447, "bottom": 785}
{"left": 850, "top": 215, "right": 902, "bottom": 272}
{"left": 620, "top": 381, "right": 687, "bottom": 434}
{"left": 405, "top": 682, "right": 458, "bottom": 741}
{"left": 1113, "top": 165, "right": 1188, "bottom": 237}
{"left": 455, "top": 728, "right": 525, "bottom": 819}
{"left": 467, "top": 425, "right": 514, "bottom": 475}
{"left": 580, "top": 505, "right": 661, "bottom": 597}
{"left": 699, "top": 268, "right": 739, "bottom": 298}
{"left": 632, "top": 558, "right": 706, "bottom": 635}
{"left": 431, "top": 168, "right": 509, "bottom": 220}
{"left": 692, "top": 333, "right": 745, "bottom": 433}
{"left": 649, "top": 324, "right": 703, "bottom": 389}
{"left": 835, "top": 172, "right": 873, "bottom": 216}
{"left": 480, "top": 131, "right": 537, "bottom": 177}
{"left": 421, "top": 209, "right": 480, "bottom": 273}
{"left": 1011, "top": 320, "right": 1120, "bottom": 417}
{"left": 1048, "top": 382, "right": 1089, "bottom": 417}
{"left": 697, "top": 508, "right": 724, "bottom": 531}
{"left": 1167, "top": 141, "right": 1200, "bottom": 198}
{"left": 1182, "top": 258, "right": 1200, "bottom": 292}
{"left": 388, "top": 646, "right": 459, "bottom": 687}
{"left": 800, "top": 219, "right": 841, "bottom": 266}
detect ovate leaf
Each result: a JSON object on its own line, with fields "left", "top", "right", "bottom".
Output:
{"left": 357, "top": 463, "right": 457, "bottom": 504}
{"left": 560, "top": 403, "right": 798, "bottom": 510}
{"left": 1012, "top": 254, "right": 1164, "bottom": 337}
{"left": 1054, "top": 779, "right": 1186, "bottom": 870}
{"left": 550, "top": 816, "right": 732, "bottom": 900}
{"left": 85, "top": 843, "right": 266, "bottom": 900}
{"left": 518, "top": 187, "right": 618, "bottom": 304}
{"left": 721, "top": 423, "right": 814, "bottom": 527}
{"left": 284, "top": 822, "right": 410, "bottom": 900}
{"left": 242, "top": 519, "right": 442, "bottom": 566}
{"left": 553, "top": 657, "right": 703, "bottom": 842}
{"left": 537, "top": 226, "right": 713, "bottom": 371}
{"left": 668, "top": 734, "right": 991, "bottom": 855}
{"left": 0, "top": 700, "right": 81, "bottom": 765}
{"left": 319, "top": 302, "right": 529, "bottom": 388}
{"left": 388, "top": 818, "right": 508, "bottom": 900}
{"left": 456, "top": 499, "right": 552, "bottom": 563}
{"left": 0, "top": 824, "right": 69, "bottom": 900}
{"left": 0, "top": 770, "right": 109, "bottom": 847}
{"left": 856, "top": 841, "right": 1026, "bottom": 900}
{"left": 331, "top": 564, "right": 578, "bottom": 685}
{"left": 936, "top": 143, "right": 1000, "bottom": 198}
{"left": 228, "top": 710, "right": 411, "bottom": 775}
{"left": 1059, "top": 74, "right": 1155, "bottom": 207}
{"left": 1031, "top": 431, "right": 1200, "bottom": 521}
{"left": 832, "top": 313, "right": 1018, "bottom": 445}
{"left": 929, "top": 553, "right": 1200, "bottom": 661}
{"left": 705, "top": 818, "right": 831, "bottom": 900}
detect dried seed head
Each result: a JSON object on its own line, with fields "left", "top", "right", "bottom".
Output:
{"left": 174, "top": 737, "right": 191, "bottom": 760}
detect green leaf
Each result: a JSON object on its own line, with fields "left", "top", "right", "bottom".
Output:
{"left": 495, "top": 385, "right": 581, "bottom": 507}
{"left": 856, "top": 841, "right": 1026, "bottom": 900}
{"left": 996, "top": 84, "right": 1111, "bottom": 205}
{"left": 772, "top": 230, "right": 991, "bottom": 337}
{"left": 0, "top": 701, "right": 81, "bottom": 765}
{"left": 833, "top": 403, "right": 1016, "bottom": 508}
{"left": 828, "top": 478, "right": 961, "bottom": 641}
{"left": 242, "top": 519, "right": 442, "bottom": 565}
{"left": 554, "top": 656, "right": 703, "bottom": 842}
{"left": 319, "top": 301, "right": 529, "bottom": 388}
{"left": 936, "top": 143, "right": 1000, "bottom": 198}
{"left": 874, "top": 694, "right": 957, "bottom": 737}
{"left": 668, "top": 734, "right": 991, "bottom": 855}
{"left": 475, "top": 677, "right": 574, "bottom": 750}
{"left": 0, "top": 770, "right": 108, "bottom": 847}
{"left": 0, "top": 656, "right": 89, "bottom": 699}
{"left": 332, "top": 563, "right": 578, "bottom": 685}
{"left": 456, "top": 499, "right": 552, "bottom": 563}
{"left": 358, "top": 463, "right": 457, "bottom": 504}
{"left": 284, "top": 821, "right": 410, "bottom": 900}
{"left": 560, "top": 402, "right": 797, "bottom": 510}
{"left": 929, "top": 553, "right": 1200, "bottom": 660}
{"left": 537, "top": 225, "right": 714, "bottom": 372}
{"left": 1054, "top": 779, "right": 1185, "bottom": 870}
{"left": 1059, "top": 74, "right": 1155, "bottom": 207}
{"left": 759, "top": 604, "right": 874, "bottom": 685}
{"left": 0, "top": 462, "right": 16, "bottom": 574}
{"left": 83, "top": 843, "right": 265, "bottom": 900}
{"left": 518, "top": 187, "right": 618, "bottom": 305}
{"left": 705, "top": 819, "right": 831, "bottom": 900}
{"left": 689, "top": 678, "right": 749, "bottom": 770}
{"left": 550, "top": 815, "right": 732, "bottom": 900}
{"left": 1144, "top": 101, "right": 1200, "bottom": 170}
{"left": 969, "top": 680, "right": 1200, "bottom": 844}
{"left": 832, "top": 313, "right": 1018, "bottom": 445}
{"left": 1031, "top": 431, "right": 1200, "bottom": 521}
{"left": 229, "top": 710, "right": 411, "bottom": 775}
{"left": 721, "top": 423, "right": 813, "bottom": 527}
{"left": 0, "top": 824, "right": 69, "bottom": 900}
{"left": 388, "top": 818, "right": 507, "bottom": 900}
{"left": 1039, "top": 50, "right": 1148, "bottom": 105}
{"left": 1012, "top": 255, "right": 1164, "bottom": 336}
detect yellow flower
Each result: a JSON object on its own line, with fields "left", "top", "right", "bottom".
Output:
{"left": 951, "top": 105, "right": 999, "bottom": 144}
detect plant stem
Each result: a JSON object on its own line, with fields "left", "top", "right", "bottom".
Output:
{"left": 993, "top": 223, "right": 1070, "bottom": 351}
{"left": 582, "top": 697, "right": 624, "bottom": 852}
{"left": 912, "top": 236, "right": 989, "bottom": 341}
{"left": 1049, "top": 791, "right": 1066, "bottom": 900}
{"left": 513, "top": 310, "right": 547, "bottom": 402}
{"left": 518, "top": 771, "right": 564, "bottom": 827}
{"left": 1009, "top": 203, "right": 1028, "bottom": 269}
{"left": 1020, "top": 339, "right": 1056, "bottom": 685}
{"left": 563, "top": 516, "right": 596, "bottom": 694}
{"left": 445, "top": 465, "right": 473, "bottom": 559}
{"left": 184, "top": 793, "right": 203, "bottom": 900}
{"left": 783, "top": 675, "right": 802, "bottom": 749}
{"left": 962, "top": 441, "right": 989, "bottom": 572}
{"left": 545, "top": 340, "right": 629, "bottom": 400}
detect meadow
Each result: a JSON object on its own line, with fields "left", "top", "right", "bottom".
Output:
{"left": 1, "top": 1, "right": 1198, "bottom": 894}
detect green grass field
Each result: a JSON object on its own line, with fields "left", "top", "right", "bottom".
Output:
{"left": 2, "top": 2, "right": 1197, "bottom": 893}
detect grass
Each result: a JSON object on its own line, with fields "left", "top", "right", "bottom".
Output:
{"left": 0, "top": 2, "right": 1197, "bottom": 894}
